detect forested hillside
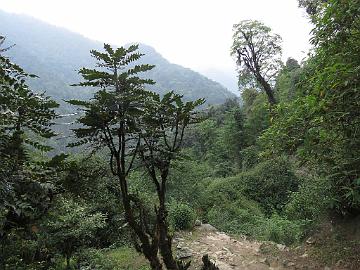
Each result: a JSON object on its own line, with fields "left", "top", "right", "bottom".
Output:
{"left": 0, "top": 10, "right": 235, "bottom": 111}
{"left": 1, "top": 1, "right": 360, "bottom": 270}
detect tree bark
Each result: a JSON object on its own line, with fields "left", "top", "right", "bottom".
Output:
{"left": 119, "top": 174, "right": 163, "bottom": 270}
{"left": 66, "top": 254, "right": 71, "bottom": 270}
{"left": 157, "top": 172, "right": 183, "bottom": 270}
{"left": 158, "top": 207, "right": 178, "bottom": 270}
{"left": 256, "top": 73, "right": 277, "bottom": 106}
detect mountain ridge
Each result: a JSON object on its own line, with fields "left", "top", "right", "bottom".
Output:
{"left": 0, "top": 10, "right": 236, "bottom": 111}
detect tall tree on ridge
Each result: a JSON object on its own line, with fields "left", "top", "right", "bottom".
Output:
{"left": 231, "top": 20, "right": 282, "bottom": 105}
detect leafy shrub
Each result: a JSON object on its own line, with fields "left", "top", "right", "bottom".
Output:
{"left": 1, "top": 229, "right": 50, "bottom": 270}
{"left": 239, "top": 157, "right": 299, "bottom": 213}
{"left": 200, "top": 174, "right": 264, "bottom": 235}
{"left": 77, "top": 248, "right": 150, "bottom": 270}
{"left": 206, "top": 200, "right": 303, "bottom": 245}
{"left": 42, "top": 197, "right": 106, "bottom": 268}
{"left": 201, "top": 157, "right": 299, "bottom": 214}
{"left": 197, "top": 159, "right": 304, "bottom": 244}
{"left": 206, "top": 198, "right": 264, "bottom": 235}
{"left": 167, "top": 158, "right": 214, "bottom": 207}
{"left": 168, "top": 202, "right": 196, "bottom": 230}
{"left": 61, "top": 155, "right": 128, "bottom": 247}
{"left": 240, "top": 145, "right": 259, "bottom": 170}
{"left": 199, "top": 176, "right": 243, "bottom": 210}
{"left": 262, "top": 214, "right": 304, "bottom": 245}
{"left": 284, "top": 175, "right": 331, "bottom": 221}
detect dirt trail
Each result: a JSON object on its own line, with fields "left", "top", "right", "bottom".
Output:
{"left": 174, "top": 224, "right": 329, "bottom": 270}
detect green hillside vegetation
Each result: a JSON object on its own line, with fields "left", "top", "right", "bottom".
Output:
{"left": 1, "top": 0, "right": 360, "bottom": 269}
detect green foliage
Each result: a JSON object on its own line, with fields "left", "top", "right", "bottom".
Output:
{"left": 189, "top": 119, "right": 218, "bottom": 160}
{"left": 261, "top": 0, "right": 360, "bottom": 214}
{"left": 205, "top": 191, "right": 303, "bottom": 245}
{"left": 241, "top": 89, "right": 270, "bottom": 146}
{"left": 0, "top": 36, "right": 58, "bottom": 153}
{"left": 239, "top": 145, "right": 259, "bottom": 170}
{"left": 42, "top": 197, "right": 106, "bottom": 267}
{"left": 67, "top": 42, "right": 155, "bottom": 150}
{"left": 184, "top": 99, "right": 245, "bottom": 175}
{"left": 69, "top": 42, "right": 204, "bottom": 269}
{"left": 77, "top": 247, "right": 150, "bottom": 270}
{"left": 284, "top": 175, "right": 331, "bottom": 221}
{"left": 199, "top": 176, "right": 249, "bottom": 211}
{"left": 298, "top": 0, "right": 327, "bottom": 17}
{"left": 60, "top": 155, "right": 128, "bottom": 246}
{"left": 196, "top": 156, "right": 304, "bottom": 244}
{"left": 61, "top": 155, "right": 117, "bottom": 207}
{"left": 1, "top": 229, "right": 47, "bottom": 270}
{"left": 275, "top": 58, "right": 302, "bottom": 102}
{"left": 261, "top": 214, "right": 304, "bottom": 245}
{"left": 239, "top": 157, "right": 299, "bottom": 213}
{"left": 198, "top": 158, "right": 299, "bottom": 216}
{"left": 0, "top": 38, "right": 59, "bottom": 248}
{"left": 167, "top": 157, "right": 214, "bottom": 206}
{"left": 168, "top": 202, "right": 196, "bottom": 231}
{"left": 259, "top": 97, "right": 312, "bottom": 156}
{"left": 206, "top": 197, "right": 264, "bottom": 235}
{"left": 140, "top": 90, "right": 205, "bottom": 164}
{"left": 198, "top": 173, "right": 264, "bottom": 236}
{"left": 3, "top": 2, "right": 360, "bottom": 267}
{"left": 0, "top": 163, "right": 56, "bottom": 234}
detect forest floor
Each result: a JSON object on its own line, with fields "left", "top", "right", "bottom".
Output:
{"left": 173, "top": 223, "right": 356, "bottom": 270}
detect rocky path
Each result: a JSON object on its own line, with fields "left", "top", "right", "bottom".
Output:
{"left": 174, "top": 224, "right": 331, "bottom": 270}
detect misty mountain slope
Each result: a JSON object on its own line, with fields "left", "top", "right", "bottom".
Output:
{"left": 0, "top": 10, "right": 235, "bottom": 112}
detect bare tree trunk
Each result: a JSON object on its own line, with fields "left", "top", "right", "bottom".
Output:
{"left": 158, "top": 205, "right": 178, "bottom": 270}
{"left": 157, "top": 174, "right": 180, "bottom": 270}
{"left": 112, "top": 122, "right": 163, "bottom": 270}
{"left": 66, "top": 254, "right": 71, "bottom": 270}
{"left": 118, "top": 174, "right": 163, "bottom": 270}
{"left": 123, "top": 199, "right": 163, "bottom": 270}
{"left": 256, "top": 73, "right": 277, "bottom": 106}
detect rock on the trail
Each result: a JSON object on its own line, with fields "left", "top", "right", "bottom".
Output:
{"left": 175, "top": 237, "right": 185, "bottom": 242}
{"left": 216, "top": 232, "right": 231, "bottom": 241}
{"left": 335, "top": 259, "right": 344, "bottom": 267}
{"left": 246, "top": 262, "right": 271, "bottom": 270}
{"left": 199, "top": 224, "right": 217, "bottom": 232}
{"left": 259, "top": 257, "right": 270, "bottom": 266}
{"left": 176, "top": 247, "right": 193, "bottom": 259}
{"left": 195, "top": 219, "right": 202, "bottom": 226}
{"left": 306, "top": 236, "right": 316, "bottom": 245}
{"left": 284, "top": 261, "right": 296, "bottom": 267}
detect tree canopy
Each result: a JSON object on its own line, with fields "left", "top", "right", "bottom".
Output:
{"left": 231, "top": 20, "right": 282, "bottom": 105}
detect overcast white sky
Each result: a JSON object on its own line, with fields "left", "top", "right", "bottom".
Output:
{"left": 0, "top": 0, "right": 313, "bottom": 92}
